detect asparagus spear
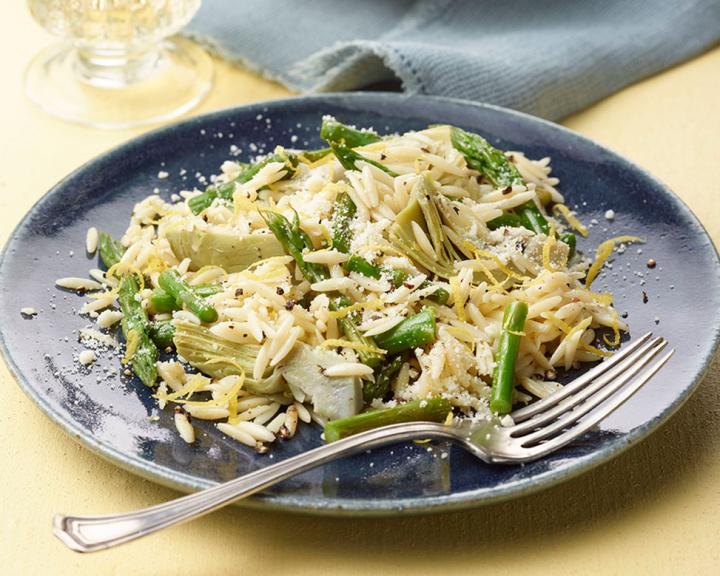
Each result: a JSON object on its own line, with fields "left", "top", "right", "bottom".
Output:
{"left": 98, "top": 231, "right": 125, "bottom": 268}
{"left": 157, "top": 269, "right": 218, "bottom": 323}
{"left": 149, "top": 320, "right": 175, "bottom": 348}
{"left": 331, "top": 191, "right": 357, "bottom": 253}
{"left": 260, "top": 209, "right": 384, "bottom": 367}
{"left": 118, "top": 275, "right": 158, "bottom": 387}
{"left": 330, "top": 144, "right": 399, "bottom": 177}
{"left": 259, "top": 209, "right": 328, "bottom": 283}
{"left": 450, "top": 126, "right": 523, "bottom": 189}
{"left": 490, "top": 301, "right": 528, "bottom": 414}
{"left": 450, "top": 126, "right": 576, "bottom": 252}
{"left": 150, "top": 284, "right": 221, "bottom": 314}
{"left": 323, "top": 398, "right": 452, "bottom": 442}
{"left": 320, "top": 118, "right": 395, "bottom": 175}
{"left": 320, "top": 118, "right": 381, "bottom": 148}
{"left": 188, "top": 151, "right": 299, "bottom": 214}
{"left": 374, "top": 308, "right": 437, "bottom": 355}
{"left": 363, "top": 355, "right": 404, "bottom": 402}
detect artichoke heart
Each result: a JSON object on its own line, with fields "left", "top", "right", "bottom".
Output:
{"left": 280, "top": 343, "right": 362, "bottom": 421}
{"left": 165, "top": 225, "right": 284, "bottom": 273}
{"left": 173, "top": 319, "right": 286, "bottom": 395}
{"left": 389, "top": 173, "right": 466, "bottom": 278}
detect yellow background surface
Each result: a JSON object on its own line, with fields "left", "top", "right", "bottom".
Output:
{"left": 1, "top": 6, "right": 719, "bottom": 575}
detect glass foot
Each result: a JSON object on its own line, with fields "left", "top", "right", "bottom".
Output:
{"left": 24, "top": 37, "right": 213, "bottom": 129}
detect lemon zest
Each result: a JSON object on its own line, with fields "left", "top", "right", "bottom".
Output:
{"left": 238, "top": 256, "right": 293, "bottom": 282}
{"left": 166, "top": 373, "right": 210, "bottom": 402}
{"left": 553, "top": 204, "right": 589, "bottom": 237}
{"left": 542, "top": 224, "right": 563, "bottom": 272}
{"left": 327, "top": 299, "right": 384, "bottom": 319}
{"left": 585, "top": 290, "right": 614, "bottom": 306}
{"left": 602, "top": 311, "right": 622, "bottom": 348}
{"left": 448, "top": 276, "right": 467, "bottom": 321}
{"left": 105, "top": 263, "right": 145, "bottom": 291}
{"left": 320, "top": 339, "right": 387, "bottom": 355}
{"left": 473, "top": 257, "right": 506, "bottom": 292}
{"left": 463, "top": 242, "right": 527, "bottom": 282}
{"left": 543, "top": 313, "right": 613, "bottom": 357}
{"left": 122, "top": 329, "right": 140, "bottom": 364}
{"left": 585, "top": 235, "right": 644, "bottom": 287}
{"left": 306, "top": 153, "right": 336, "bottom": 169}
{"left": 224, "top": 370, "right": 246, "bottom": 423}
{"left": 141, "top": 254, "right": 169, "bottom": 276}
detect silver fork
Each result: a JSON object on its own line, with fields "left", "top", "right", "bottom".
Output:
{"left": 54, "top": 332, "right": 672, "bottom": 553}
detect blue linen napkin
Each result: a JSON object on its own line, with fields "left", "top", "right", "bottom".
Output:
{"left": 185, "top": 0, "right": 720, "bottom": 120}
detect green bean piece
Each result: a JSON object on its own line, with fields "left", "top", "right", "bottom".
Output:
{"left": 320, "top": 118, "right": 381, "bottom": 148}
{"left": 490, "top": 301, "right": 528, "bottom": 414}
{"left": 363, "top": 355, "right": 404, "bottom": 402}
{"left": 331, "top": 144, "right": 399, "bottom": 177}
{"left": 149, "top": 320, "right": 175, "bottom": 349}
{"left": 374, "top": 308, "right": 437, "bottom": 355}
{"left": 487, "top": 212, "right": 524, "bottom": 231}
{"left": 150, "top": 285, "right": 221, "bottom": 313}
{"left": 324, "top": 398, "right": 452, "bottom": 442}
{"left": 157, "top": 270, "right": 218, "bottom": 323}
{"left": 98, "top": 232, "right": 125, "bottom": 268}
{"left": 188, "top": 151, "right": 299, "bottom": 214}
{"left": 331, "top": 192, "right": 357, "bottom": 253}
{"left": 149, "top": 288, "right": 177, "bottom": 313}
{"left": 118, "top": 275, "right": 158, "bottom": 387}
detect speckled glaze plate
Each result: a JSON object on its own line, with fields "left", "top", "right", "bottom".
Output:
{"left": 1, "top": 94, "right": 719, "bottom": 515}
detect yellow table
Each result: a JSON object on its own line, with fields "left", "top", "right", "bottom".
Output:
{"left": 2, "top": 7, "right": 719, "bottom": 574}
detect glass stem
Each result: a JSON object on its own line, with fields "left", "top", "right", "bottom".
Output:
{"left": 73, "top": 44, "right": 162, "bottom": 89}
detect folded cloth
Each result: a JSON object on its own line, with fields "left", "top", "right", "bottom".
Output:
{"left": 185, "top": 0, "right": 720, "bottom": 120}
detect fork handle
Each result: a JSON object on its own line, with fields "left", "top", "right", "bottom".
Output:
{"left": 54, "top": 422, "right": 453, "bottom": 553}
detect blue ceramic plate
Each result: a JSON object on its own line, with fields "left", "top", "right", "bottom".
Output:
{"left": 1, "top": 94, "right": 718, "bottom": 515}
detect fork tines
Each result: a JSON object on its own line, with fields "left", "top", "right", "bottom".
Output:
{"left": 507, "top": 333, "right": 674, "bottom": 458}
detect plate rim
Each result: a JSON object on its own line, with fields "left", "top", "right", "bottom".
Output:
{"left": 2, "top": 92, "right": 719, "bottom": 516}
